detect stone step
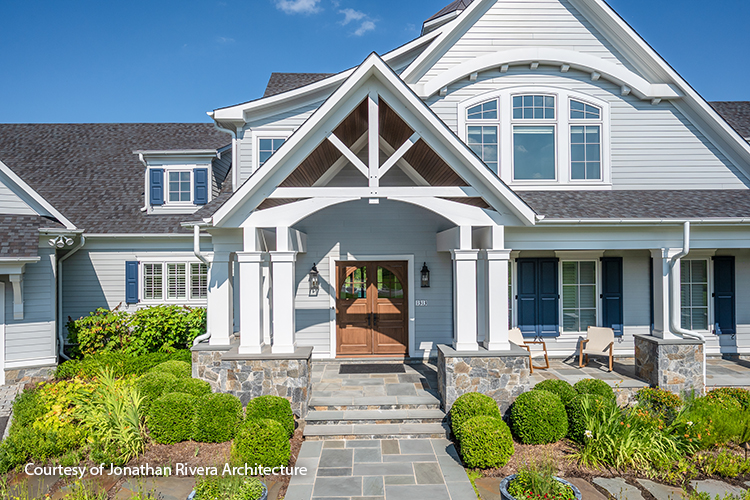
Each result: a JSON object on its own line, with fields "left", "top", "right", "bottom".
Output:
{"left": 303, "top": 422, "right": 450, "bottom": 440}
{"left": 305, "top": 408, "right": 446, "bottom": 425}
{"left": 309, "top": 394, "right": 441, "bottom": 411}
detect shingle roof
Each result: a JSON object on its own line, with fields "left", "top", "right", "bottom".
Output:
{"left": 0, "top": 123, "right": 229, "bottom": 234}
{"left": 520, "top": 190, "right": 750, "bottom": 219}
{"left": 425, "top": 0, "right": 474, "bottom": 23}
{"left": 264, "top": 73, "right": 336, "bottom": 98}
{"left": 0, "top": 215, "right": 62, "bottom": 258}
{"left": 711, "top": 102, "right": 750, "bottom": 139}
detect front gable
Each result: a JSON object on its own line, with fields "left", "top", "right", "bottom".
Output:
{"left": 0, "top": 160, "right": 74, "bottom": 228}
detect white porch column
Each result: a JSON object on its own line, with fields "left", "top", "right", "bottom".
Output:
{"left": 484, "top": 249, "right": 512, "bottom": 351}
{"left": 262, "top": 255, "right": 272, "bottom": 346}
{"left": 207, "top": 252, "right": 233, "bottom": 347}
{"left": 270, "top": 251, "right": 297, "bottom": 354}
{"left": 651, "top": 248, "right": 681, "bottom": 339}
{"left": 452, "top": 249, "right": 480, "bottom": 351}
{"left": 237, "top": 252, "right": 264, "bottom": 354}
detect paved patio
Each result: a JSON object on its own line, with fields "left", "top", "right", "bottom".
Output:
{"left": 285, "top": 438, "right": 475, "bottom": 500}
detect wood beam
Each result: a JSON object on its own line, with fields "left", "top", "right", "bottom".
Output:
{"left": 327, "top": 133, "right": 368, "bottom": 177}
{"left": 378, "top": 137, "right": 430, "bottom": 186}
{"left": 368, "top": 91, "right": 380, "bottom": 204}
{"left": 379, "top": 132, "right": 420, "bottom": 177}
{"left": 313, "top": 132, "right": 368, "bottom": 187}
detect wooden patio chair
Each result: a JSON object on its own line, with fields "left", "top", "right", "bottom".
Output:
{"left": 579, "top": 326, "right": 615, "bottom": 372}
{"left": 508, "top": 328, "right": 550, "bottom": 374}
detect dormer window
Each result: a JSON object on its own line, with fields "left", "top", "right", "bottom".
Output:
{"left": 168, "top": 171, "right": 192, "bottom": 203}
{"left": 259, "top": 138, "right": 286, "bottom": 166}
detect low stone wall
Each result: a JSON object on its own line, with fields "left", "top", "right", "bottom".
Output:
{"left": 437, "top": 344, "right": 530, "bottom": 414}
{"left": 192, "top": 344, "right": 313, "bottom": 417}
{"left": 634, "top": 334, "right": 704, "bottom": 395}
{"left": 5, "top": 365, "right": 55, "bottom": 385}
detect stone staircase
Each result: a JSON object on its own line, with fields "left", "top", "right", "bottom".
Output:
{"left": 303, "top": 360, "right": 450, "bottom": 440}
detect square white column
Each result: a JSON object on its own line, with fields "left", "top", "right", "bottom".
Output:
{"left": 237, "top": 252, "right": 264, "bottom": 354}
{"left": 651, "top": 248, "right": 681, "bottom": 339}
{"left": 261, "top": 255, "right": 272, "bottom": 346}
{"left": 452, "top": 249, "right": 480, "bottom": 351}
{"left": 270, "top": 251, "right": 298, "bottom": 354}
{"left": 207, "top": 252, "right": 233, "bottom": 347}
{"left": 484, "top": 249, "right": 512, "bottom": 351}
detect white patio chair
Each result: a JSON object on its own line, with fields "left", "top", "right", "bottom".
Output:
{"left": 579, "top": 326, "right": 615, "bottom": 372}
{"left": 508, "top": 328, "right": 549, "bottom": 374}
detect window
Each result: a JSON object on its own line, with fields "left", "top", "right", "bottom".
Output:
{"left": 570, "top": 100, "right": 600, "bottom": 120}
{"left": 143, "top": 264, "right": 163, "bottom": 300}
{"left": 142, "top": 262, "right": 207, "bottom": 302}
{"left": 168, "top": 171, "right": 191, "bottom": 203}
{"left": 512, "top": 95, "right": 556, "bottom": 181}
{"left": 681, "top": 260, "right": 709, "bottom": 330}
{"left": 514, "top": 95, "right": 555, "bottom": 120}
{"left": 562, "top": 261, "right": 597, "bottom": 332}
{"left": 167, "top": 263, "right": 187, "bottom": 299}
{"left": 467, "top": 126, "right": 498, "bottom": 174}
{"left": 191, "top": 263, "right": 208, "bottom": 300}
{"left": 259, "top": 138, "right": 286, "bottom": 166}
{"left": 467, "top": 100, "right": 498, "bottom": 120}
{"left": 570, "top": 100, "right": 602, "bottom": 180}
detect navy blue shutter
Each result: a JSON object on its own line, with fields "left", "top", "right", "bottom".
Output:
{"left": 517, "top": 259, "right": 538, "bottom": 336}
{"left": 150, "top": 169, "right": 164, "bottom": 205}
{"left": 125, "top": 261, "right": 139, "bottom": 304}
{"left": 713, "top": 256, "right": 736, "bottom": 335}
{"left": 538, "top": 258, "right": 559, "bottom": 337}
{"left": 193, "top": 168, "right": 208, "bottom": 205}
{"left": 601, "top": 257, "right": 624, "bottom": 337}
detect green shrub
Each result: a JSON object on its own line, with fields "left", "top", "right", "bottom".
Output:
{"left": 0, "top": 425, "right": 83, "bottom": 473}
{"left": 566, "top": 394, "right": 610, "bottom": 443}
{"left": 635, "top": 387, "right": 683, "bottom": 423}
{"left": 194, "top": 475, "right": 265, "bottom": 500}
{"left": 150, "top": 360, "right": 191, "bottom": 379}
{"left": 245, "top": 396, "right": 295, "bottom": 438}
{"left": 192, "top": 393, "right": 244, "bottom": 443}
{"left": 10, "top": 388, "right": 45, "bottom": 430}
{"left": 55, "top": 350, "right": 192, "bottom": 380}
{"left": 507, "top": 459, "right": 576, "bottom": 500}
{"left": 574, "top": 378, "right": 616, "bottom": 403}
{"left": 66, "top": 307, "right": 131, "bottom": 356}
{"left": 457, "top": 416, "right": 514, "bottom": 469}
{"left": 167, "top": 378, "right": 211, "bottom": 398}
{"left": 136, "top": 372, "right": 177, "bottom": 412}
{"left": 129, "top": 305, "right": 203, "bottom": 355}
{"left": 533, "top": 380, "right": 577, "bottom": 406}
{"left": 510, "top": 390, "right": 568, "bottom": 445}
{"left": 676, "top": 395, "right": 749, "bottom": 449}
{"left": 232, "top": 419, "right": 289, "bottom": 468}
{"left": 450, "top": 392, "right": 502, "bottom": 438}
{"left": 708, "top": 387, "right": 750, "bottom": 410}
{"left": 147, "top": 393, "right": 197, "bottom": 444}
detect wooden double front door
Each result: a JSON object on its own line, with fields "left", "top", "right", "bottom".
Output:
{"left": 336, "top": 261, "right": 408, "bottom": 357}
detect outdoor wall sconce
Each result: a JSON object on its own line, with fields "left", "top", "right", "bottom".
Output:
{"left": 421, "top": 262, "right": 430, "bottom": 288}
{"left": 309, "top": 263, "right": 320, "bottom": 293}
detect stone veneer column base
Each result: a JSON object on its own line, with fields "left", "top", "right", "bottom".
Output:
{"left": 192, "top": 344, "right": 312, "bottom": 418}
{"left": 5, "top": 365, "right": 55, "bottom": 385}
{"left": 437, "top": 344, "right": 530, "bottom": 414}
{"left": 634, "top": 334, "right": 705, "bottom": 395}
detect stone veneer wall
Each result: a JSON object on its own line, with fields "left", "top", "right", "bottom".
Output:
{"left": 192, "top": 344, "right": 313, "bottom": 417}
{"left": 437, "top": 344, "right": 530, "bottom": 414}
{"left": 634, "top": 334, "right": 705, "bottom": 395}
{"left": 5, "top": 366, "right": 55, "bottom": 385}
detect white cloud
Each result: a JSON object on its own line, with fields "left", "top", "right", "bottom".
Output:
{"left": 339, "top": 8, "right": 366, "bottom": 25}
{"left": 353, "top": 20, "right": 376, "bottom": 36}
{"left": 216, "top": 36, "right": 235, "bottom": 43}
{"left": 274, "top": 0, "right": 321, "bottom": 14}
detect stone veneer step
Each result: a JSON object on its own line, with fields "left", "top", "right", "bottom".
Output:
{"left": 305, "top": 408, "right": 446, "bottom": 425}
{"left": 309, "top": 394, "right": 441, "bottom": 411}
{"left": 303, "top": 422, "right": 450, "bottom": 440}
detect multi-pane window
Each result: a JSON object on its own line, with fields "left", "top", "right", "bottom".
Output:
{"left": 467, "top": 100, "right": 498, "bottom": 120}
{"left": 681, "top": 260, "right": 709, "bottom": 330}
{"left": 143, "top": 263, "right": 163, "bottom": 300}
{"left": 167, "top": 263, "right": 187, "bottom": 299}
{"left": 570, "top": 100, "right": 600, "bottom": 120}
{"left": 259, "top": 138, "right": 286, "bottom": 166}
{"left": 513, "top": 95, "right": 555, "bottom": 120}
{"left": 191, "top": 263, "right": 208, "bottom": 300}
{"left": 467, "top": 126, "right": 498, "bottom": 174}
{"left": 562, "top": 261, "right": 597, "bottom": 333}
{"left": 168, "top": 171, "right": 191, "bottom": 202}
{"left": 513, "top": 95, "right": 556, "bottom": 181}
{"left": 570, "top": 100, "right": 602, "bottom": 181}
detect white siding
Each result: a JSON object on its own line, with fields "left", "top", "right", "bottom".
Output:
{"left": 2, "top": 246, "right": 56, "bottom": 363}
{"left": 0, "top": 178, "right": 36, "bottom": 215}
{"left": 211, "top": 149, "right": 232, "bottom": 197}
{"left": 292, "top": 199, "right": 455, "bottom": 358}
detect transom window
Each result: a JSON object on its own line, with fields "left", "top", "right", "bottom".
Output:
{"left": 168, "top": 171, "right": 191, "bottom": 203}
{"left": 570, "top": 100, "right": 601, "bottom": 120}
{"left": 467, "top": 100, "right": 498, "bottom": 120}
{"left": 681, "top": 260, "right": 709, "bottom": 331}
{"left": 143, "top": 262, "right": 207, "bottom": 302}
{"left": 259, "top": 138, "right": 286, "bottom": 166}
{"left": 562, "top": 261, "right": 597, "bottom": 333}
{"left": 513, "top": 95, "right": 555, "bottom": 120}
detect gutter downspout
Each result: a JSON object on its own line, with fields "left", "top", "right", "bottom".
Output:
{"left": 668, "top": 221, "right": 707, "bottom": 387}
{"left": 212, "top": 121, "right": 238, "bottom": 191}
{"left": 193, "top": 224, "right": 211, "bottom": 346}
{"left": 57, "top": 235, "right": 86, "bottom": 361}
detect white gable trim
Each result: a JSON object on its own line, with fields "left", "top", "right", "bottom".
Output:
{"left": 211, "top": 53, "right": 536, "bottom": 228}
{"left": 0, "top": 160, "right": 76, "bottom": 229}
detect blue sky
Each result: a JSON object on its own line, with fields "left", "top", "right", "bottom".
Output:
{"left": 0, "top": 0, "right": 748, "bottom": 123}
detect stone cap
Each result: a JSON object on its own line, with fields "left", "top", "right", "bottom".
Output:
{"left": 633, "top": 334, "right": 705, "bottom": 345}
{"left": 438, "top": 343, "right": 530, "bottom": 358}
{"left": 191, "top": 342, "right": 234, "bottom": 352}
{"left": 221, "top": 345, "right": 314, "bottom": 361}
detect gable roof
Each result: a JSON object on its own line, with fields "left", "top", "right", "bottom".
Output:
{"left": 0, "top": 215, "right": 63, "bottom": 259}
{"left": 426, "top": 0, "right": 473, "bottom": 22}
{"left": 0, "top": 123, "right": 228, "bottom": 234}
{"left": 711, "top": 102, "right": 750, "bottom": 140}
{"left": 264, "top": 73, "right": 336, "bottom": 98}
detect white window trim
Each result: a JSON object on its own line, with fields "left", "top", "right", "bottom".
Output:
{"left": 680, "top": 256, "right": 714, "bottom": 334}
{"left": 165, "top": 169, "right": 193, "bottom": 206}
{"left": 569, "top": 97, "right": 604, "bottom": 183}
{"left": 458, "top": 86, "right": 612, "bottom": 190}
{"left": 558, "top": 259, "right": 601, "bottom": 335}
{"left": 146, "top": 162, "right": 214, "bottom": 212}
{"left": 140, "top": 260, "right": 208, "bottom": 305}
{"left": 253, "top": 130, "right": 292, "bottom": 174}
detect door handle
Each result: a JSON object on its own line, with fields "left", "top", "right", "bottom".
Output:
{"left": 373, "top": 313, "right": 379, "bottom": 327}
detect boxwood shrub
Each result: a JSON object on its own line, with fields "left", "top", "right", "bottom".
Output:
{"left": 232, "top": 418, "right": 290, "bottom": 468}
{"left": 450, "top": 392, "right": 502, "bottom": 439}
{"left": 192, "top": 393, "right": 244, "bottom": 443}
{"left": 167, "top": 378, "right": 212, "bottom": 398}
{"left": 532, "top": 379, "right": 577, "bottom": 406}
{"left": 574, "top": 378, "right": 616, "bottom": 403}
{"left": 566, "top": 394, "right": 609, "bottom": 443}
{"left": 147, "top": 392, "right": 198, "bottom": 444}
{"left": 245, "top": 395, "right": 295, "bottom": 437}
{"left": 149, "top": 360, "right": 192, "bottom": 379}
{"left": 510, "top": 390, "right": 568, "bottom": 444}
{"left": 457, "top": 416, "right": 514, "bottom": 469}
{"left": 55, "top": 350, "right": 191, "bottom": 380}
{"left": 136, "top": 372, "right": 177, "bottom": 412}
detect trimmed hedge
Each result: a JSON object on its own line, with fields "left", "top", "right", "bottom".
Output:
{"left": 192, "top": 393, "right": 244, "bottom": 443}
{"left": 566, "top": 394, "right": 608, "bottom": 443}
{"left": 450, "top": 392, "right": 502, "bottom": 439}
{"left": 150, "top": 360, "right": 192, "bottom": 379}
{"left": 148, "top": 393, "right": 198, "bottom": 444}
{"left": 510, "top": 390, "right": 568, "bottom": 445}
{"left": 574, "top": 378, "right": 616, "bottom": 403}
{"left": 167, "top": 378, "right": 212, "bottom": 398}
{"left": 232, "top": 419, "right": 290, "bottom": 468}
{"left": 136, "top": 372, "right": 177, "bottom": 412}
{"left": 457, "top": 416, "right": 514, "bottom": 469}
{"left": 533, "top": 379, "right": 577, "bottom": 406}
{"left": 245, "top": 396, "right": 295, "bottom": 438}
{"left": 55, "top": 350, "right": 191, "bottom": 380}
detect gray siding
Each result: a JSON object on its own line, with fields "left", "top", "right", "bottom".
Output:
{"left": 211, "top": 149, "right": 232, "bottom": 197}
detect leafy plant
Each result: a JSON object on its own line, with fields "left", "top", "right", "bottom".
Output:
{"left": 566, "top": 394, "right": 610, "bottom": 444}
{"left": 129, "top": 305, "right": 201, "bottom": 354}
{"left": 0, "top": 425, "right": 82, "bottom": 473}
{"left": 60, "top": 480, "right": 108, "bottom": 500}
{"left": 151, "top": 360, "right": 192, "bottom": 379}
{"left": 533, "top": 380, "right": 577, "bottom": 406}
{"left": 245, "top": 395, "right": 295, "bottom": 438}
{"left": 167, "top": 377, "right": 211, "bottom": 398}
{"left": 66, "top": 307, "right": 131, "bottom": 356}
{"left": 9, "top": 387, "right": 45, "bottom": 430}
{"left": 193, "top": 393, "right": 244, "bottom": 443}
{"left": 232, "top": 418, "right": 290, "bottom": 468}
{"left": 685, "top": 491, "right": 750, "bottom": 500}
{"left": 707, "top": 387, "right": 750, "bottom": 410}
{"left": 450, "top": 392, "right": 502, "bottom": 438}
{"left": 56, "top": 350, "right": 192, "bottom": 380}
{"left": 136, "top": 371, "right": 178, "bottom": 412}
{"left": 507, "top": 458, "right": 575, "bottom": 500}
{"left": 510, "top": 390, "right": 568, "bottom": 445}
{"left": 194, "top": 475, "right": 265, "bottom": 500}
{"left": 457, "top": 416, "right": 514, "bottom": 469}
{"left": 574, "top": 378, "right": 616, "bottom": 403}
{"left": 147, "top": 392, "right": 197, "bottom": 444}
{"left": 635, "top": 387, "right": 683, "bottom": 423}
{"left": 675, "top": 395, "right": 750, "bottom": 449}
